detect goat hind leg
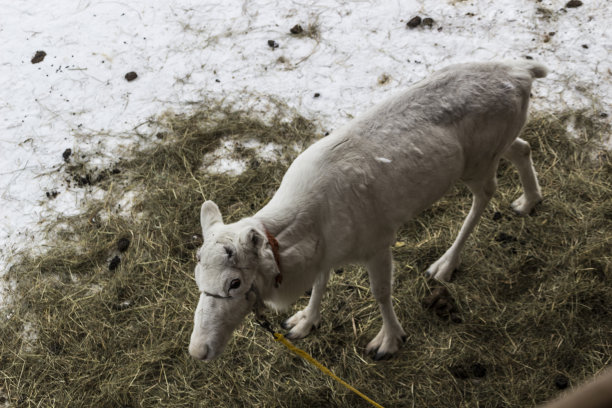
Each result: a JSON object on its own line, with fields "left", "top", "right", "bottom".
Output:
{"left": 502, "top": 137, "right": 542, "bottom": 215}
{"left": 426, "top": 174, "right": 497, "bottom": 282}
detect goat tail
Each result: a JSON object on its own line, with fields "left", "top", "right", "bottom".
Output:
{"left": 520, "top": 61, "right": 548, "bottom": 79}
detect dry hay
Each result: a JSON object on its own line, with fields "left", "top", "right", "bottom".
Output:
{"left": 1, "top": 106, "right": 610, "bottom": 408}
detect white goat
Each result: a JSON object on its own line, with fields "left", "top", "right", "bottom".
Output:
{"left": 189, "top": 61, "right": 546, "bottom": 361}
{"left": 539, "top": 367, "right": 612, "bottom": 408}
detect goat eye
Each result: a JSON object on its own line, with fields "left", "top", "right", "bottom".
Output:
{"left": 229, "top": 279, "right": 241, "bottom": 290}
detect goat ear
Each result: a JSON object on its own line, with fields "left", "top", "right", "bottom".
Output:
{"left": 200, "top": 201, "right": 223, "bottom": 234}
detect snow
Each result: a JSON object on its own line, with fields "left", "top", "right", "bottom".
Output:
{"left": 1, "top": 0, "right": 611, "bottom": 294}
{"left": 202, "top": 139, "right": 284, "bottom": 175}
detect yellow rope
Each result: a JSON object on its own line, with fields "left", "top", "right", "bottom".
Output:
{"left": 273, "top": 332, "right": 385, "bottom": 408}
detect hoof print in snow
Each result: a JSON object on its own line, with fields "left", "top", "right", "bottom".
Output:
{"left": 125, "top": 71, "right": 138, "bottom": 81}
{"left": 46, "top": 191, "right": 60, "bottom": 200}
{"left": 290, "top": 24, "right": 303, "bottom": 35}
{"left": 109, "top": 256, "right": 121, "bottom": 271}
{"left": 406, "top": 16, "right": 422, "bottom": 28}
{"left": 31, "top": 51, "right": 47, "bottom": 64}
{"left": 267, "top": 40, "right": 279, "bottom": 49}
{"left": 422, "top": 17, "right": 434, "bottom": 27}
{"left": 565, "top": 0, "right": 582, "bottom": 8}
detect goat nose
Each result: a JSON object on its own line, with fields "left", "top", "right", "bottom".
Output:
{"left": 188, "top": 342, "right": 209, "bottom": 361}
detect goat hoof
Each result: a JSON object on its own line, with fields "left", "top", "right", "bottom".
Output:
{"left": 373, "top": 351, "right": 393, "bottom": 361}
{"left": 281, "top": 320, "right": 292, "bottom": 330}
{"left": 424, "top": 270, "right": 433, "bottom": 279}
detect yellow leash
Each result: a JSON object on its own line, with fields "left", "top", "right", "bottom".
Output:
{"left": 266, "top": 328, "right": 385, "bottom": 408}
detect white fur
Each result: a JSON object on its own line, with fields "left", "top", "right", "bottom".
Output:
{"left": 189, "top": 61, "right": 546, "bottom": 361}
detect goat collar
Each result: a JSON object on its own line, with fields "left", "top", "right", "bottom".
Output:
{"left": 263, "top": 227, "right": 282, "bottom": 287}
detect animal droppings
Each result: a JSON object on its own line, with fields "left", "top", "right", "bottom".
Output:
{"left": 495, "top": 232, "right": 518, "bottom": 244}
{"left": 109, "top": 256, "right": 121, "bottom": 271}
{"left": 290, "top": 24, "right": 303, "bottom": 35}
{"left": 565, "top": 0, "right": 583, "bottom": 8}
{"left": 31, "top": 50, "right": 46, "bottom": 64}
{"left": 422, "top": 17, "right": 434, "bottom": 27}
{"left": 471, "top": 363, "right": 487, "bottom": 378}
{"left": 117, "top": 238, "right": 130, "bottom": 253}
{"left": 125, "top": 72, "right": 138, "bottom": 81}
{"left": 46, "top": 191, "right": 60, "bottom": 200}
{"left": 407, "top": 16, "right": 422, "bottom": 28}
{"left": 554, "top": 375, "right": 570, "bottom": 389}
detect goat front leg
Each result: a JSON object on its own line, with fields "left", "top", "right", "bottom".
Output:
{"left": 365, "top": 248, "right": 406, "bottom": 360}
{"left": 282, "top": 269, "right": 331, "bottom": 339}
{"left": 426, "top": 174, "right": 497, "bottom": 282}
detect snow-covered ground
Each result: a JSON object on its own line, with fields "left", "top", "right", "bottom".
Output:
{"left": 1, "top": 0, "right": 610, "bottom": 292}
